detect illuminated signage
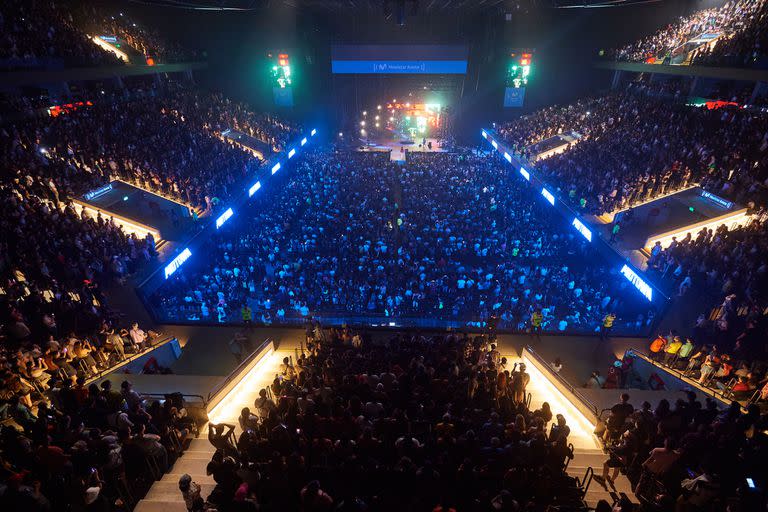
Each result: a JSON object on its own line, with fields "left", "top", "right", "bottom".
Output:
{"left": 311, "top": 128, "right": 317, "bottom": 136}
{"left": 572, "top": 218, "right": 592, "bottom": 242}
{"left": 215, "top": 208, "right": 234, "bottom": 229}
{"left": 248, "top": 181, "right": 262, "bottom": 197}
{"left": 288, "top": 148, "right": 296, "bottom": 159}
{"left": 504, "top": 152, "right": 512, "bottom": 163}
{"left": 541, "top": 187, "right": 555, "bottom": 206}
{"left": 271, "top": 162, "right": 281, "bottom": 174}
{"left": 164, "top": 248, "right": 192, "bottom": 279}
{"left": 520, "top": 167, "right": 530, "bottom": 181}
{"left": 84, "top": 183, "right": 113, "bottom": 201}
{"left": 301, "top": 137, "right": 307, "bottom": 146}
{"left": 491, "top": 140, "right": 498, "bottom": 149}
{"left": 700, "top": 190, "right": 733, "bottom": 209}
{"left": 99, "top": 35, "right": 118, "bottom": 43}
{"left": 620, "top": 264, "right": 653, "bottom": 301}
{"left": 482, "top": 130, "right": 488, "bottom": 139}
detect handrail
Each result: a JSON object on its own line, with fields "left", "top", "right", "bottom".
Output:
{"left": 139, "top": 392, "right": 208, "bottom": 406}
{"left": 626, "top": 349, "right": 743, "bottom": 410}
{"left": 206, "top": 337, "right": 274, "bottom": 403}
{"left": 84, "top": 335, "right": 176, "bottom": 386}
{"left": 524, "top": 344, "right": 600, "bottom": 419}
{"left": 578, "top": 466, "right": 595, "bottom": 499}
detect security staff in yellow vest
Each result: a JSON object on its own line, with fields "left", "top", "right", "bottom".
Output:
{"left": 530, "top": 309, "right": 543, "bottom": 340}
{"left": 241, "top": 304, "right": 253, "bottom": 327}
{"left": 600, "top": 312, "right": 616, "bottom": 341}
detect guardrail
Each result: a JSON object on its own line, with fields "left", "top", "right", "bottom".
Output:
{"left": 482, "top": 128, "right": 668, "bottom": 305}
{"left": 626, "top": 348, "right": 742, "bottom": 410}
{"left": 84, "top": 335, "right": 177, "bottom": 386}
{"left": 205, "top": 337, "right": 275, "bottom": 417}
{"left": 522, "top": 344, "right": 600, "bottom": 425}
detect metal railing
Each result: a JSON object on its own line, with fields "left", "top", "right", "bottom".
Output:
{"left": 524, "top": 344, "right": 600, "bottom": 420}
{"left": 83, "top": 335, "right": 176, "bottom": 385}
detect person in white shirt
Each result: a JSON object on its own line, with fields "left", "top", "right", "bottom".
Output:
{"left": 129, "top": 323, "right": 147, "bottom": 349}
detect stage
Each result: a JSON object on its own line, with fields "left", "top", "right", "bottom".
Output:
{"left": 355, "top": 135, "right": 447, "bottom": 161}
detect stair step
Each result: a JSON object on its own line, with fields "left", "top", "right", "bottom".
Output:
{"left": 168, "top": 458, "right": 210, "bottom": 476}
{"left": 188, "top": 439, "right": 214, "bottom": 451}
{"left": 135, "top": 500, "right": 188, "bottom": 512}
{"left": 146, "top": 481, "right": 217, "bottom": 499}
{"left": 161, "top": 472, "right": 214, "bottom": 484}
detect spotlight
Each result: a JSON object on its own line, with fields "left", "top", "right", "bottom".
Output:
{"left": 377, "top": 105, "right": 382, "bottom": 110}
{"left": 363, "top": 111, "right": 367, "bottom": 116}
{"left": 375, "top": 115, "right": 380, "bottom": 120}
{"left": 338, "top": 132, "right": 343, "bottom": 137}
{"left": 375, "top": 123, "right": 380, "bottom": 128}
{"left": 360, "top": 121, "right": 366, "bottom": 126}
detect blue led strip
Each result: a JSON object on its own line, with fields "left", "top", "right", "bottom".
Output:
{"left": 541, "top": 187, "right": 555, "bottom": 206}
{"left": 572, "top": 218, "right": 592, "bottom": 242}
{"left": 620, "top": 264, "right": 653, "bottom": 302}
{"left": 215, "top": 207, "right": 234, "bottom": 229}
{"left": 164, "top": 248, "right": 192, "bottom": 279}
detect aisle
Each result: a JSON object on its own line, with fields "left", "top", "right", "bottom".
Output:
{"left": 504, "top": 353, "right": 637, "bottom": 507}
{"left": 134, "top": 349, "right": 291, "bottom": 512}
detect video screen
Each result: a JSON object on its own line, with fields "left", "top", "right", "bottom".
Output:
{"left": 331, "top": 44, "right": 468, "bottom": 74}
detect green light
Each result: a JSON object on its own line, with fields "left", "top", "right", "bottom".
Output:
{"left": 689, "top": 207, "right": 695, "bottom": 212}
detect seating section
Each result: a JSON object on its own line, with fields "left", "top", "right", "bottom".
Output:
{"left": 186, "top": 330, "right": 592, "bottom": 511}
{"left": 497, "top": 87, "right": 768, "bottom": 216}
{"left": 0, "top": 0, "right": 198, "bottom": 70}
{"left": 610, "top": 0, "right": 768, "bottom": 68}
{"left": 0, "top": 0, "right": 122, "bottom": 69}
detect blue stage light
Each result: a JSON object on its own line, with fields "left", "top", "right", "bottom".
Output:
{"left": 519, "top": 167, "right": 530, "bottom": 181}
{"left": 288, "top": 149, "right": 296, "bottom": 159}
{"left": 504, "top": 152, "right": 512, "bottom": 163}
{"left": 272, "top": 162, "right": 281, "bottom": 174}
{"left": 249, "top": 181, "right": 261, "bottom": 197}
{"left": 301, "top": 137, "right": 307, "bottom": 146}
{"left": 311, "top": 129, "right": 317, "bottom": 136}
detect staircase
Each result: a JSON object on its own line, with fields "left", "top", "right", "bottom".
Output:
{"left": 507, "top": 354, "right": 637, "bottom": 508}
{"left": 134, "top": 349, "right": 290, "bottom": 512}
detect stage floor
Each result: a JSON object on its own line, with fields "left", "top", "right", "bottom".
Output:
{"left": 357, "top": 136, "right": 446, "bottom": 161}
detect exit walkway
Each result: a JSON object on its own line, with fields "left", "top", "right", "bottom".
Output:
{"left": 134, "top": 348, "right": 291, "bottom": 512}
{"left": 505, "top": 351, "right": 637, "bottom": 507}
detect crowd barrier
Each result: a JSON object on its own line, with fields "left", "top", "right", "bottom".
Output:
{"left": 136, "top": 128, "right": 320, "bottom": 298}
{"left": 481, "top": 129, "right": 670, "bottom": 333}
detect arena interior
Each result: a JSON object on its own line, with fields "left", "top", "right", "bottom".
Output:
{"left": 2, "top": 1, "right": 768, "bottom": 511}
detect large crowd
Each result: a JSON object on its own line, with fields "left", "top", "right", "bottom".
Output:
{"left": 498, "top": 88, "right": 768, "bottom": 216}
{"left": 152, "top": 148, "right": 653, "bottom": 333}
{"left": 0, "top": 0, "right": 200, "bottom": 70}
{"left": 192, "top": 329, "right": 591, "bottom": 511}
{"left": 2, "top": 83, "right": 300, "bottom": 215}
{"left": 611, "top": 0, "right": 768, "bottom": 68}
{"left": 0, "top": 0, "right": 122, "bottom": 70}
{"left": 591, "top": 389, "right": 767, "bottom": 510}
